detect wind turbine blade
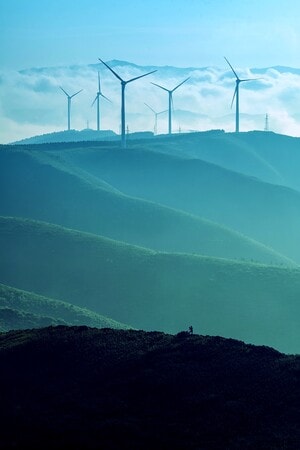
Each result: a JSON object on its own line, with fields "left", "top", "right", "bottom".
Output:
{"left": 71, "top": 89, "right": 83, "bottom": 98}
{"left": 240, "top": 77, "right": 261, "bottom": 83}
{"left": 151, "top": 82, "right": 170, "bottom": 93}
{"left": 99, "top": 58, "right": 124, "bottom": 82}
{"left": 157, "top": 109, "right": 168, "bottom": 115}
{"left": 172, "top": 77, "right": 190, "bottom": 92}
{"left": 91, "top": 95, "right": 98, "bottom": 107}
{"left": 60, "top": 86, "right": 69, "bottom": 97}
{"left": 231, "top": 86, "right": 237, "bottom": 109}
{"left": 100, "top": 92, "right": 112, "bottom": 103}
{"left": 144, "top": 103, "right": 156, "bottom": 114}
{"left": 127, "top": 70, "right": 157, "bottom": 84}
{"left": 224, "top": 56, "right": 240, "bottom": 80}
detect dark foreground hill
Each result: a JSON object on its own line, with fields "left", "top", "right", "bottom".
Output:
{"left": 1, "top": 216, "right": 300, "bottom": 353}
{"left": 0, "top": 326, "right": 299, "bottom": 450}
{"left": 0, "top": 283, "right": 130, "bottom": 332}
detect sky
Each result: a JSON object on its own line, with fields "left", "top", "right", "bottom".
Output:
{"left": 1, "top": 0, "right": 300, "bottom": 70}
{"left": 1, "top": 0, "right": 300, "bottom": 142}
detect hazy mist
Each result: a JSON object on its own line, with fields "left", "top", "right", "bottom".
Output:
{"left": 2, "top": 62, "right": 300, "bottom": 143}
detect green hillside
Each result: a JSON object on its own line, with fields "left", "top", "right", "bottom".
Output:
{"left": 0, "top": 282, "right": 130, "bottom": 331}
{"left": 123, "top": 130, "right": 300, "bottom": 190}
{"left": 0, "top": 216, "right": 299, "bottom": 353}
{"left": 0, "top": 146, "right": 291, "bottom": 265}
{"left": 136, "top": 130, "right": 300, "bottom": 191}
{"left": 60, "top": 141, "right": 300, "bottom": 262}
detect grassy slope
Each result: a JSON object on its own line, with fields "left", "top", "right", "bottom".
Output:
{"left": 180, "top": 132, "right": 300, "bottom": 190}
{"left": 0, "top": 327, "right": 299, "bottom": 449}
{"left": 0, "top": 283, "right": 131, "bottom": 332}
{"left": 0, "top": 216, "right": 299, "bottom": 353}
{"left": 0, "top": 307, "right": 67, "bottom": 332}
{"left": 0, "top": 146, "right": 291, "bottom": 265}
{"left": 12, "top": 130, "right": 300, "bottom": 188}
{"left": 131, "top": 130, "right": 300, "bottom": 190}
{"left": 200, "top": 131, "right": 300, "bottom": 189}
{"left": 61, "top": 141, "right": 300, "bottom": 262}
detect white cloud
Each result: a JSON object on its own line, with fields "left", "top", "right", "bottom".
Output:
{"left": 1, "top": 62, "right": 300, "bottom": 143}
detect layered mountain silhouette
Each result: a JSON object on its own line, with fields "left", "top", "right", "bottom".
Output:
{"left": 1, "top": 131, "right": 300, "bottom": 354}
{"left": 0, "top": 145, "right": 291, "bottom": 264}
{"left": 59, "top": 135, "right": 300, "bottom": 262}
{"left": 136, "top": 131, "right": 300, "bottom": 190}
{"left": 1, "top": 216, "right": 299, "bottom": 353}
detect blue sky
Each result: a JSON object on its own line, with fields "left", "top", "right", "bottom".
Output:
{"left": 1, "top": 0, "right": 300, "bottom": 70}
{"left": 1, "top": 0, "right": 300, "bottom": 143}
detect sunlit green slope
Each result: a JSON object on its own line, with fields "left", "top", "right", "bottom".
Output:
{"left": 0, "top": 216, "right": 299, "bottom": 353}
{"left": 0, "top": 308, "right": 67, "bottom": 332}
{"left": 0, "top": 283, "right": 131, "bottom": 332}
{"left": 0, "top": 147, "right": 291, "bottom": 265}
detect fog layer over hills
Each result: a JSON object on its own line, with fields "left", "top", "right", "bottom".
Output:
{"left": 2, "top": 61, "right": 300, "bottom": 143}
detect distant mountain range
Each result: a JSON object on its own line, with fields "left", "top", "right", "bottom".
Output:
{"left": 20, "top": 59, "right": 300, "bottom": 77}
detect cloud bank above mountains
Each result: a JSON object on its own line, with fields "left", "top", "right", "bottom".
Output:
{"left": 1, "top": 60, "right": 300, "bottom": 143}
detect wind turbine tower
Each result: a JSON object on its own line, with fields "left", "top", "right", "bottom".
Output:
{"left": 92, "top": 72, "right": 111, "bottom": 131}
{"left": 151, "top": 78, "right": 190, "bottom": 134}
{"left": 144, "top": 103, "right": 168, "bottom": 135}
{"left": 99, "top": 59, "right": 157, "bottom": 148}
{"left": 60, "top": 87, "right": 83, "bottom": 131}
{"left": 264, "top": 113, "right": 269, "bottom": 132}
{"left": 224, "top": 57, "right": 255, "bottom": 133}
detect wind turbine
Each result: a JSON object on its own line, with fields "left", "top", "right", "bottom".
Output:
{"left": 151, "top": 78, "right": 190, "bottom": 135}
{"left": 224, "top": 57, "right": 255, "bottom": 133}
{"left": 60, "top": 87, "right": 83, "bottom": 131}
{"left": 99, "top": 59, "right": 157, "bottom": 148}
{"left": 144, "top": 103, "right": 168, "bottom": 135}
{"left": 92, "top": 71, "right": 111, "bottom": 131}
